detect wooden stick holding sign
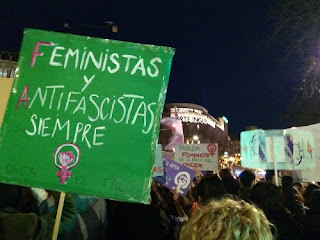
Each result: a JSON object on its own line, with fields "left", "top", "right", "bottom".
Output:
{"left": 52, "top": 192, "right": 66, "bottom": 240}
{"left": 270, "top": 136, "right": 279, "bottom": 186}
{"left": 274, "top": 161, "right": 279, "bottom": 186}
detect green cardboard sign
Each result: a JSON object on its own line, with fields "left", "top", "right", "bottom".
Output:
{"left": 0, "top": 29, "right": 174, "bottom": 203}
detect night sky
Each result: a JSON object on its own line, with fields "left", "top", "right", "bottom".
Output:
{"left": 0, "top": 0, "right": 299, "bottom": 137}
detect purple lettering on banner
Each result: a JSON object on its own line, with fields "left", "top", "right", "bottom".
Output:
{"left": 155, "top": 157, "right": 195, "bottom": 197}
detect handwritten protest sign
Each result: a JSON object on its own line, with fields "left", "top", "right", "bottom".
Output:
{"left": 174, "top": 143, "right": 218, "bottom": 171}
{"left": 0, "top": 29, "right": 174, "bottom": 203}
{"left": 0, "top": 78, "right": 14, "bottom": 126}
{"left": 158, "top": 157, "right": 195, "bottom": 197}
{"left": 152, "top": 144, "right": 164, "bottom": 177}
{"left": 291, "top": 123, "right": 320, "bottom": 182}
{"left": 241, "top": 129, "right": 315, "bottom": 170}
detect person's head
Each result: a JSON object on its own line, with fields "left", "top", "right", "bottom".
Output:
{"left": 221, "top": 176, "right": 240, "bottom": 196}
{"left": 250, "top": 182, "right": 286, "bottom": 217}
{"left": 303, "top": 183, "right": 320, "bottom": 207}
{"left": 180, "top": 198, "right": 273, "bottom": 240}
{"left": 219, "top": 168, "right": 232, "bottom": 180}
{"left": 310, "top": 189, "right": 320, "bottom": 212}
{"left": 240, "top": 170, "right": 256, "bottom": 188}
{"left": 265, "top": 170, "right": 275, "bottom": 183}
{"left": 193, "top": 174, "right": 226, "bottom": 204}
{"left": 281, "top": 176, "right": 293, "bottom": 187}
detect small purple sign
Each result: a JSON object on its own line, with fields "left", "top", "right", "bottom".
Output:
{"left": 159, "top": 157, "right": 195, "bottom": 197}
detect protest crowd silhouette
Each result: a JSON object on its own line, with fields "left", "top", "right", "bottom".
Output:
{"left": 1, "top": 168, "right": 320, "bottom": 240}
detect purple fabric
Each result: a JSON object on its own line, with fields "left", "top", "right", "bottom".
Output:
{"left": 161, "top": 117, "right": 184, "bottom": 151}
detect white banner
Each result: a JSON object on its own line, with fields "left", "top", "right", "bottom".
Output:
{"left": 291, "top": 123, "right": 320, "bottom": 182}
{"left": 174, "top": 143, "right": 218, "bottom": 171}
{"left": 241, "top": 129, "right": 315, "bottom": 170}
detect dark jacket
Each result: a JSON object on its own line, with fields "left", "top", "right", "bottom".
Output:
{"left": 281, "top": 179, "right": 306, "bottom": 217}
{"left": 301, "top": 209, "right": 320, "bottom": 238}
{"left": 301, "top": 189, "right": 320, "bottom": 238}
{"left": 58, "top": 196, "right": 107, "bottom": 240}
{"left": 239, "top": 186, "right": 252, "bottom": 203}
{"left": 106, "top": 201, "right": 173, "bottom": 240}
{"left": 0, "top": 189, "right": 76, "bottom": 240}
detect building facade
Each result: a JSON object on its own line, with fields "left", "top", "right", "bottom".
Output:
{"left": 159, "top": 103, "right": 229, "bottom": 155}
{"left": 0, "top": 51, "right": 18, "bottom": 78}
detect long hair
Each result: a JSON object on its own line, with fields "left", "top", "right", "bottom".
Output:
{"left": 250, "top": 182, "right": 286, "bottom": 217}
{"left": 180, "top": 198, "right": 273, "bottom": 240}
{"left": 303, "top": 183, "right": 320, "bottom": 207}
{"left": 250, "top": 182, "right": 299, "bottom": 239}
{"left": 193, "top": 174, "right": 226, "bottom": 204}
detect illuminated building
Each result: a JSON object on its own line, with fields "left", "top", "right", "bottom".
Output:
{"left": 159, "top": 103, "right": 229, "bottom": 155}
{"left": 0, "top": 51, "right": 18, "bottom": 78}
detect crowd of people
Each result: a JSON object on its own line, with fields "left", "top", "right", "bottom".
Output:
{"left": 1, "top": 168, "right": 320, "bottom": 240}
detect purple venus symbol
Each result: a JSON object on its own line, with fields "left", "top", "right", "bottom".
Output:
{"left": 54, "top": 143, "right": 80, "bottom": 184}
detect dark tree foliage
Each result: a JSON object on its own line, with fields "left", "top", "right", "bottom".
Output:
{"left": 267, "top": 0, "right": 320, "bottom": 126}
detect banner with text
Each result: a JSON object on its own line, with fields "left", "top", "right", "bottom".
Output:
{"left": 241, "top": 129, "right": 315, "bottom": 170}
{"left": 291, "top": 123, "right": 320, "bottom": 182}
{"left": 152, "top": 144, "right": 164, "bottom": 177}
{"left": 159, "top": 157, "right": 195, "bottom": 197}
{"left": 0, "top": 29, "right": 175, "bottom": 203}
{"left": 174, "top": 143, "right": 218, "bottom": 171}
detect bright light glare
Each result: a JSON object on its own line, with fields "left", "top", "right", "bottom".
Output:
{"left": 223, "top": 116, "right": 228, "bottom": 123}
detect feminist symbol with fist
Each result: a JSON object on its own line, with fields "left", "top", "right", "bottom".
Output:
{"left": 174, "top": 171, "right": 191, "bottom": 195}
{"left": 54, "top": 143, "right": 80, "bottom": 184}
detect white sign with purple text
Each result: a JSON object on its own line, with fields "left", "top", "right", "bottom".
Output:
{"left": 174, "top": 143, "right": 218, "bottom": 171}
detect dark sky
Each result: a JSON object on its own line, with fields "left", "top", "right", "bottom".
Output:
{"left": 0, "top": 0, "right": 299, "bottom": 137}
